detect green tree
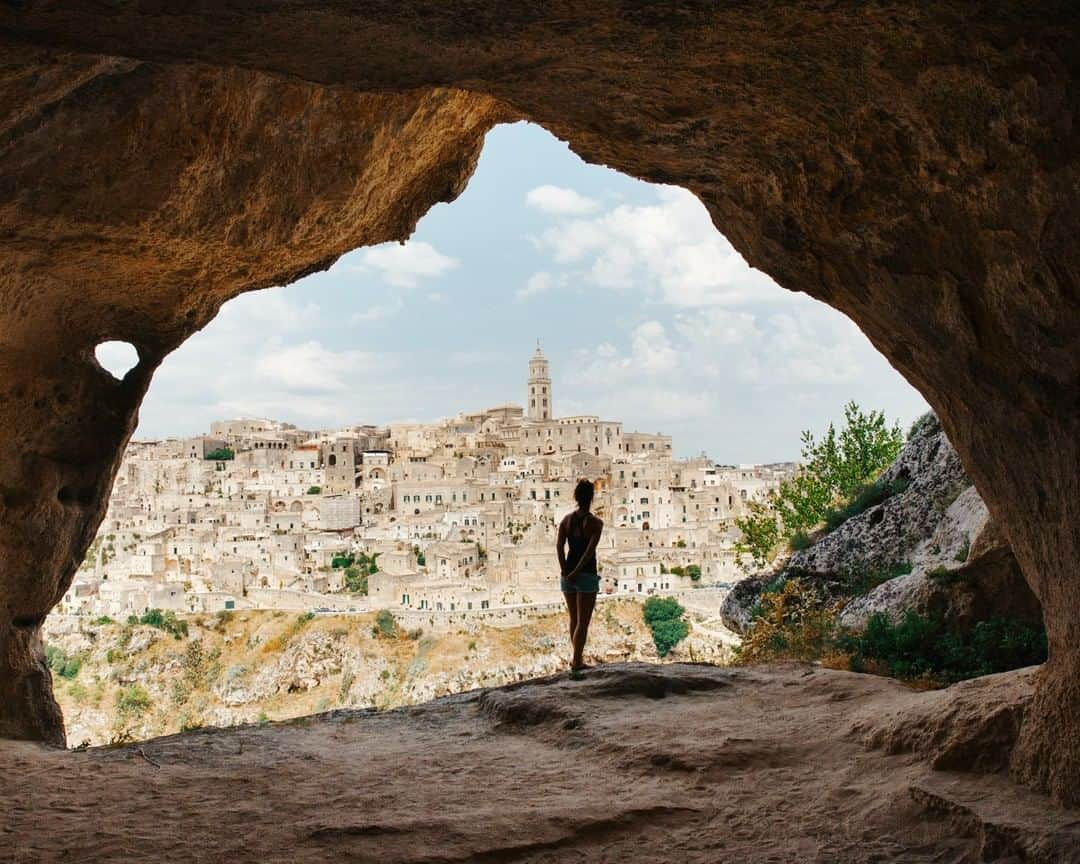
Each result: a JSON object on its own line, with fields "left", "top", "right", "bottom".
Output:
{"left": 642, "top": 596, "right": 689, "bottom": 657}
{"left": 736, "top": 402, "right": 904, "bottom": 565}
{"left": 735, "top": 498, "right": 781, "bottom": 567}
{"left": 204, "top": 447, "right": 234, "bottom": 461}
{"left": 344, "top": 566, "right": 368, "bottom": 594}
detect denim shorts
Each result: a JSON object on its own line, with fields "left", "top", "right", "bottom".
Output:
{"left": 561, "top": 572, "right": 600, "bottom": 594}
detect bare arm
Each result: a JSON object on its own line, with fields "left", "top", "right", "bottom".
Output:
{"left": 556, "top": 517, "right": 568, "bottom": 576}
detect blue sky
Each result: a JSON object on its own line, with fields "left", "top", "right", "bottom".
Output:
{"left": 112, "top": 122, "right": 927, "bottom": 463}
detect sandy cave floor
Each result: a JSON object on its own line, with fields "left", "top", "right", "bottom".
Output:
{"left": 1, "top": 662, "right": 1077, "bottom": 864}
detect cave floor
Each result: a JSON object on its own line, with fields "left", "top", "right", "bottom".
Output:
{"left": 1, "top": 662, "right": 1076, "bottom": 863}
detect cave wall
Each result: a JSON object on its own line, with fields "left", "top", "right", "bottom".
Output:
{"left": 0, "top": 3, "right": 1076, "bottom": 803}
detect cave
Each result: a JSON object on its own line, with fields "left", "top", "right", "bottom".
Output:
{"left": 0, "top": 3, "right": 1076, "bottom": 811}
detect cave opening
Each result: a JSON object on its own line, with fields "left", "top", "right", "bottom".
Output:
{"left": 45, "top": 122, "right": 939, "bottom": 750}
{"left": 94, "top": 341, "right": 140, "bottom": 381}
{"left": 1, "top": 6, "right": 1076, "bottom": 823}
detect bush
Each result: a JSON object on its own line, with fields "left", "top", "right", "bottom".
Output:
{"left": 139, "top": 608, "right": 188, "bottom": 639}
{"left": 790, "top": 532, "right": 811, "bottom": 551}
{"left": 331, "top": 554, "right": 355, "bottom": 569}
{"left": 642, "top": 597, "right": 689, "bottom": 657}
{"left": 736, "top": 579, "right": 840, "bottom": 664}
{"left": 343, "top": 566, "right": 368, "bottom": 594}
{"left": 204, "top": 447, "right": 234, "bottom": 461}
{"left": 837, "top": 612, "right": 1047, "bottom": 684}
{"left": 373, "top": 609, "right": 398, "bottom": 639}
{"left": 686, "top": 564, "right": 702, "bottom": 582}
{"left": 306, "top": 486, "right": 322, "bottom": 495}
{"left": 45, "top": 646, "right": 82, "bottom": 680}
{"left": 91, "top": 615, "right": 114, "bottom": 626}
{"left": 823, "top": 477, "right": 909, "bottom": 532}
{"left": 116, "top": 684, "right": 152, "bottom": 718}
{"left": 907, "top": 411, "right": 937, "bottom": 441}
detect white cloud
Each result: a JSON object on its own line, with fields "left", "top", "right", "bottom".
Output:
{"left": 516, "top": 271, "right": 555, "bottom": 301}
{"left": 354, "top": 240, "right": 460, "bottom": 288}
{"left": 255, "top": 341, "right": 381, "bottom": 392}
{"left": 534, "top": 186, "right": 787, "bottom": 307}
{"left": 350, "top": 299, "right": 403, "bottom": 324}
{"left": 525, "top": 185, "right": 600, "bottom": 215}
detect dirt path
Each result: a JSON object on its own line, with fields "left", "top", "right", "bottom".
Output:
{"left": 1, "top": 663, "right": 1075, "bottom": 863}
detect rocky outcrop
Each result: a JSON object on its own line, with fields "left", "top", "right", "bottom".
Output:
{"left": 852, "top": 666, "right": 1037, "bottom": 774}
{"left": 0, "top": 4, "right": 1077, "bottom": 803}
{"left": 721, "top": 415, "right": 1041, "bottom": 634}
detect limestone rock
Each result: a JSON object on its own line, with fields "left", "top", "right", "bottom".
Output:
{"left": 722, "top": 415, "right": 1040, "bottom": 634}
{"left": 852, "top": 666, "right": 1038, "bottom": 774}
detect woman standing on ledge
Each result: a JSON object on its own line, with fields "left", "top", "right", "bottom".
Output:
{"left": 557, "top": 479, "right": 604, "bottom": 672}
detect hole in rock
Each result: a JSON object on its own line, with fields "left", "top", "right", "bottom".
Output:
{"left": 50, "top": 122, "right": 948, "bottom": 747}
{"left": 94, "top": 340, "right": 139, "bottom": 380}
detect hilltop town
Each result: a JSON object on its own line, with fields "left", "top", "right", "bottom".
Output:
{"left": 58, "top": 346, "right": 794, "bottom": 628}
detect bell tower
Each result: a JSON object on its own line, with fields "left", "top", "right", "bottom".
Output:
{"left": 527, "top": 341, "right": 552, "bottom": 421}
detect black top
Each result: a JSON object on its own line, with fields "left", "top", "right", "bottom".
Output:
{"left": 565, "top": 511, "right": 598, "bottom": 574}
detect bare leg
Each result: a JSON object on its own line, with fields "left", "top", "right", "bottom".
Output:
{"left": 572, "top": 592, "right": 597, "bottom": 671}
{"left": 563, "top": 592, "right": 578, "bottom": 668}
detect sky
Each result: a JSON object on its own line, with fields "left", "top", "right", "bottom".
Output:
{"left": 103, "top": 122, "right": 927, "bottom": 463}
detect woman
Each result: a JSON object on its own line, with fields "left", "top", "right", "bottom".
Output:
{"left": 556, "top": 479, "right": 604, "bottom": 672}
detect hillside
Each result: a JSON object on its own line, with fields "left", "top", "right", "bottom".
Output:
{"left": 44, "top": 601, "right": 734, "bottom": 747}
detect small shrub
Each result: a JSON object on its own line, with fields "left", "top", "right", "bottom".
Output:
{"left": 954, "top": 539, "right": 971, "bottom": 563}
{"left": 686, "top": 564, "right": 702, "bottom": 582}
{"left": 116, "top": 684, "right": 152, "bottom": 718}
{"left": 642, "top": 596, "right": 689, "bottom": 657}
{"left": 790, "top": 532, "right": 812, "bottom": 551}
{"left": 907, "top": 412, "right": 936, "bottom": 440}
{"left": 373, "top": 610, "right": 398, "bottom": 640}
{"left": 736, "top": 579, "right": 841, "bottom": 664}
{"left": 927, "top": 564, "right": 963, "bottom": 586}
{"left": 837, "top": 612, "right": 1047, "bottom": 684}
{"left": 139, "top": 608, "right": 188, "bottom": 639}
{"left": 91, "top": 615, "right": 115, "bottom": 626}
{"left": 306, "top": 486, "right": 322, "bottom": 495}
{"left": 45, "top": 646, "right": 82, "bottom": 680}
{"left": 824, "top": 477, "right": 909, "bottom": 532}
{"left": 296, "top": 611, "right": 316, "bottom": 626}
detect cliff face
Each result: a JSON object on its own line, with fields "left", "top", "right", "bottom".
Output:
{"left": 721, "top": 415, "right": 1041, "bottom": 634}
{"left": 3, "top": 662, "right": 1077, "bottom": 863}
{"left": 44, "top": 603, "right": 733, "bottom": 747}
{"left": 0, "top": 3, "right": 1077, "bottom": 803}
